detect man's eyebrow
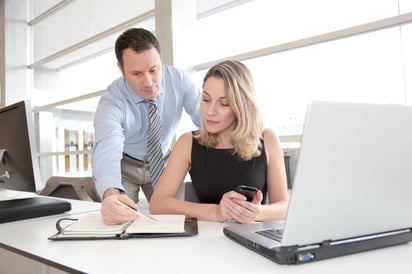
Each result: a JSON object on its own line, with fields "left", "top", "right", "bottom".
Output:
{"left": 129, "top": 65, "right": 159, "bottom": 73}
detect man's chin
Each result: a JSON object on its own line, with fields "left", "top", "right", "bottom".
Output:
{"left": 141, "top": 90, "right": 159, "bottom": 100}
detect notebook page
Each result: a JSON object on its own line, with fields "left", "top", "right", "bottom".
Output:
{"left": 126, "top": 214, "right": 185, "bottom": 233}
{"left": 61, "top": 212, "right": 129, "bottom": 235}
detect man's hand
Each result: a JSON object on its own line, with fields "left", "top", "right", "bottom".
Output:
{"left": 100, "top": 189, "right": 139, "bottom": 225}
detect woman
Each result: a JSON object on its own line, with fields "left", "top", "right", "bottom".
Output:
{"left": 150, "top": 60, "right": 288, "bottom": 224}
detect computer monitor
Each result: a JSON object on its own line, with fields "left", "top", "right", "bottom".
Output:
{"left": 0, "top": 101, "right": 41, "bottom": 192}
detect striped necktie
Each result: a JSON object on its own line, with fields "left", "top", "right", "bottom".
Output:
{"left": 147, "top": 100, "right": 165, "bottom": 188}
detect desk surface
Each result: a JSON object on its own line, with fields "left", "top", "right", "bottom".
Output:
{"left": 1, "top": 196, "right": 412, "bottom": 274}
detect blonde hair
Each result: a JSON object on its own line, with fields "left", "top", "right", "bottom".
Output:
{"left": 196, "top": 60, "right": 264, "bottom": 161}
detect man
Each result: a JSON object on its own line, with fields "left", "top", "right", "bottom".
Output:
{"left": 93, "top": 28, "right": 201, "bottom": 224}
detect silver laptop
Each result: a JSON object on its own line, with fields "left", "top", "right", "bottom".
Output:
{"left": 223, "top": 101, "right": 412, "bottom": 264}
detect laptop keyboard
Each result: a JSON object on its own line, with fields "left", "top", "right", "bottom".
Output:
{"left": 256, "top": 228, "right": 284, "bottom": 242}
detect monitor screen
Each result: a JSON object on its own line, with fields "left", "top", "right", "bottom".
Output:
{"left": 0, "top": 101, "right": 41, "bottom": 192}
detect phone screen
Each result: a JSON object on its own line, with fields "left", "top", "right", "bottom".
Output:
{"left": 235, "top": 185, "right": 258, "bottom": 202}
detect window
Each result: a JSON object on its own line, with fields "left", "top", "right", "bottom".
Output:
{"left": 12, "top": 0, "right": 412, "bottom": 181}
{"left": 195, "top": 0, "right": 412, "bottom": 137}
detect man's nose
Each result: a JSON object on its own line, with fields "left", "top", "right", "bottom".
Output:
{"left": 141, "top": 72, "right": 153, "bottom": 86}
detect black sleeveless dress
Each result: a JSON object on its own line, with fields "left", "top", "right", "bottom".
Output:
{"left": 189, "top": 133, "right": 267, "bottom": 204}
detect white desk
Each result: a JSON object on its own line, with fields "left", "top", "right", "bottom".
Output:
{"left": 1, "top": 197, "right": 412, "bottom": 274}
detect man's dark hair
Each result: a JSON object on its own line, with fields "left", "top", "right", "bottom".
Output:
{"left": 115, "top": 28, "right": 161, "bottom": 67}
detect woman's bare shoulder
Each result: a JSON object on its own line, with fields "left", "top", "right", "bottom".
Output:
{"left": 263, "top": 128, "right": 279, "bottom": 143}
{"left": 262, "top": 128, "right": 283, "bottom": 159}
{"left": 175, "top": 131, "right": 195, "bottom": 148}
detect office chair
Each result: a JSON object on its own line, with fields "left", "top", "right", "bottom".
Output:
{"left": 39, "top": 176, "right": 101, "bottom": 202}
{"left": 175, "top": 181, "right": 199, "bottom": 202}
{"left": 183, "top": 181, "right": 200, "bottom": 202}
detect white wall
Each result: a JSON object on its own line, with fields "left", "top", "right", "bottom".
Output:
{"left": 4, "top": 0, "right": 30, "bottom": 105}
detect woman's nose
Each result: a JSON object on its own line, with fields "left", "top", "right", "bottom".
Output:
{"left": 207, "top": 102, "right": 217, "bottom": 115}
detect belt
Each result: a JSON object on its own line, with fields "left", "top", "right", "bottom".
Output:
{"left": 123, "top": 153, "right": 146, "bottom": 163}
{"left": 124, "top": 149, "right": 171, "bottom": 163}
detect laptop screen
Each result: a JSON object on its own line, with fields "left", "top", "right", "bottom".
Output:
{"left": 281, "top": 101, "right": 412, "bottom": 246}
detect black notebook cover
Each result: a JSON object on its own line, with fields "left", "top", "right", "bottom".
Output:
{"left": 0, "top": 196, "right": 72, "bottom": 223}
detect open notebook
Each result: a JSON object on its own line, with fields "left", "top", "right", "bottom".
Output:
{"left": 49, "top": 212, "right": 198, "bottom": 240}
{"left": 223, "top": 101, "right": 412, "bottom": 264}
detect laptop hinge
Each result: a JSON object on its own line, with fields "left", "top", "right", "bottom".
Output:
{"left": 329, "top": 228, "right": 412, "bottom": 246}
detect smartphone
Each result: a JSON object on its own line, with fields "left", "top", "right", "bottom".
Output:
{"left": 235, "top": 185, "right": 258, "bottom": 202}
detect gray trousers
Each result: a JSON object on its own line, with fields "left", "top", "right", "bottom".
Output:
{"left": 121, "top": 152, "right": 170, "bottom": 202}
{"left": 121, "top": 154, "right": 153, "bottom": 202}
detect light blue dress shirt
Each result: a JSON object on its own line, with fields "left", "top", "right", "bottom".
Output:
{"left": 92, "top": 65, "right": 201, "bottom": 197}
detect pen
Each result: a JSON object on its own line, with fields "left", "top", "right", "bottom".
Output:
{"left": 115, "top": 200, "right": 158, "bottom": 223}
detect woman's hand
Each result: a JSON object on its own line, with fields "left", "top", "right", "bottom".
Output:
{"left": 217, "top": 190, "right": 263, "bottom": 224}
